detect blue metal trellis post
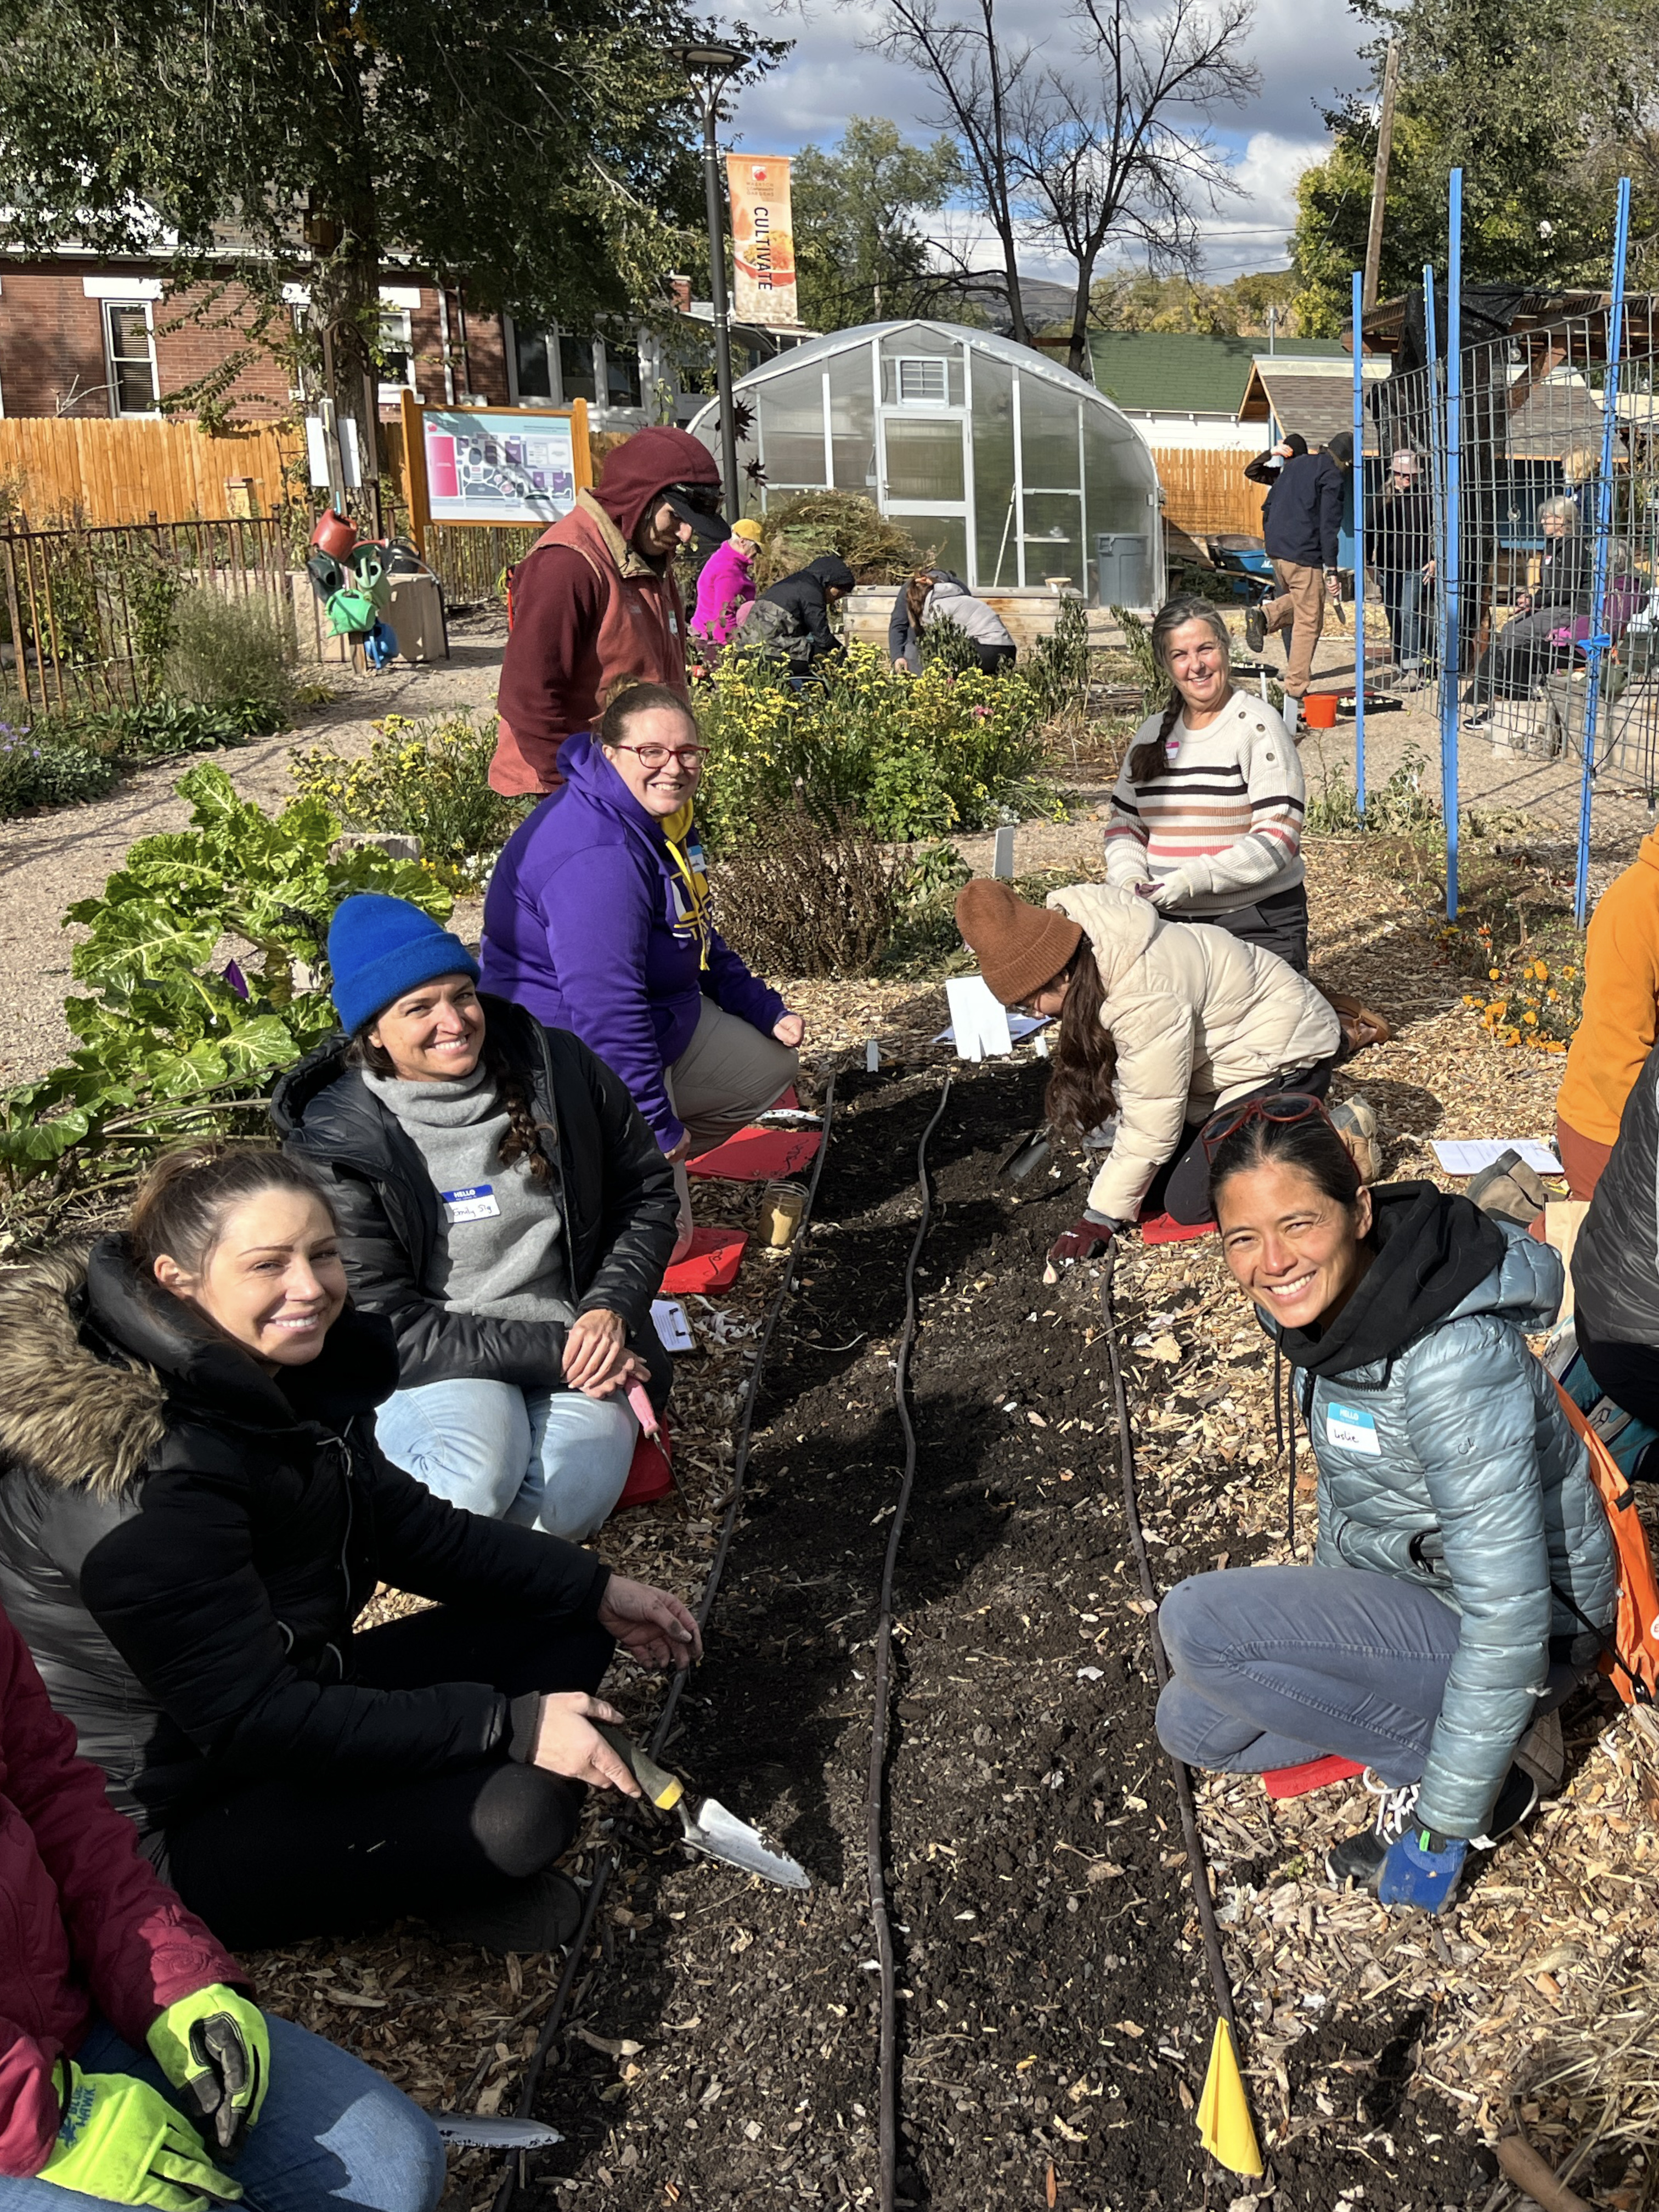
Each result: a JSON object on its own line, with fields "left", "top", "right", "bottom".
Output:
{"left": 1575, "top": 174, "right": 1633, "bottom": 926}
{"left": 1440, "top": 171, "right": 1463, "bottom": 920}
{"left": 1352, "top": 268, "right": 1367, "bottom": 816}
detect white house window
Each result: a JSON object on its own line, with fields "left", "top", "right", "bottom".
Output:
{"left": 103, "top": 303, "right": 159, "bottom": 415}
{"left": 896, "top": 357, "right": 949, "bottom": 407}
{"left": 509, "top": 321, "right": 642, "bottom": 413}
{"left": 557, "top": 335, "right": 598, "bottom": 405}
{"left": 376, "top": 309, "right": 416, "bottom": 406}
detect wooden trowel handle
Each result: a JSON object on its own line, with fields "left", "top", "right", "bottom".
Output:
{"left": 595, "top": 1723, "right": 685, "bottom": 1812}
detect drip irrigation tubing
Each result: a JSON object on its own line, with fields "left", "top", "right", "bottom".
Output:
{"left": 491, "top": 1071, "right": 840, "bottom": 2212}
{"left": 1098, "top": 1250, "right": 1239, "bottom": 2038}
{"left": 868, "top": 1073, "right": 953, "bottom": 2212}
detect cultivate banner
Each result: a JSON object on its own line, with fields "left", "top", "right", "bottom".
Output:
{"left": 726, "top": 155, "right": 799, "bottom": 326}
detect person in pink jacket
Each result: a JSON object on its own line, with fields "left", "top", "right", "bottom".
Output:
{"left": 691, "top": 518, "right": 763, "bottom": 646}
{"left": 0, "top": 1599, "right": 443, "bottom": 2209}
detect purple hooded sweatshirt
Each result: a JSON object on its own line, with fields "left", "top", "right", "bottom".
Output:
{"left": 479, "top": 732, "right": 786, "bottom": 1150}
{"left": 691, "top": 538, "right": 757, "bottom": 645}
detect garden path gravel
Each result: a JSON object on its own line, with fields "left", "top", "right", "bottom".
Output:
{"left": 0, "top": 620, "right": 506, "bottom": 1085}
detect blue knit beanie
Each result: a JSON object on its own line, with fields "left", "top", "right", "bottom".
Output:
{"left": 327, "top": 894, "right": 481, "bottom": 1036}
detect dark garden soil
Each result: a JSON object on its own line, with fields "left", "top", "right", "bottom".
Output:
{"left": 523, "top": 1063, "right": 1493, "bottom": 2211}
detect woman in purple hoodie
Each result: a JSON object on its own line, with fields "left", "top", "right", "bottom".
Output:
{"left": 480, "top": 684, "right": 803, "bottom": 1258}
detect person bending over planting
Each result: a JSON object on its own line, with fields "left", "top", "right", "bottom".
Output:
{"left": 481, "top": 682, "right": 804, "bottom": 1262}
{"left": 0, "top": 1596, "right": 445, "bottom": 2210}
{"left": 0, "top": 1143, "right": 701, "bottom": 1955}
{"left": 953, "top": 876, "right": 1341, "bottom": 1261}
{"left": 274, "top": 893, "right": 678, "bottom": 1539}
{"left": 1104, "top": 595, "right": 1309, "bottom": 972}
{"left": 1155, "top": 1098, "right": 1614, "bottom": 1912}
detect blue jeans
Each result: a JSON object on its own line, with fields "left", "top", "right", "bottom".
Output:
{"left": 1155, "top": 1564, "right": 1466, "bottom": 1784}
{"left": 375, "top": 1379, "right": 635, "bottom": 1539}
{"left": 0, "top": 2013, "right": 443, "bottom": 2212}
{"left": 1378, "top": 566, "right": 1426, "bottom": 670}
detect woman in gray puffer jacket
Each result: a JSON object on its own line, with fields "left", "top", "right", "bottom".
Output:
{"left": 1155, "top": 1101, "right": 1614, "bottom": 1917}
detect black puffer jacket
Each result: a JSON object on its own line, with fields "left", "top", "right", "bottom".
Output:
{"left": 755, "top": 555, "right": 855, "bottom": 664}
{"left": 271, "top": 994, "right": 677, "bottom": 1408}
{"left": 0, "top": 1240, "right": 612, "bottom": 1832}
{"left": 1573, "top": 1035, "right": 1659, "bottom": 1346}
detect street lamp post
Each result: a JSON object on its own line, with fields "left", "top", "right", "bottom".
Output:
{"left": 673, "top": 41, "right": 752, "bottom": 514}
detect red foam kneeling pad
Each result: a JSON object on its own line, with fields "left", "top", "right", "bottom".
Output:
{"left": 1140, "top": 1212, "right": 1216, "bottom": 1245}
{"left": 617, "top": 1417, "right": 674, "bottom": 1510}
{"left": 1262, "top": 1754, "right": 1366, "bottom": 1800}
{"left": 686, "top": 1125, "right": 821, "bottom": 1182}
{"left": 661, "top": 1226, "right": 748, "bottom": 1294}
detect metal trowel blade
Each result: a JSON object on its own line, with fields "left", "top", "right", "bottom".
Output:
{"left": 995, "top": 1126, "right": 1051, "bottom": 1182}
{"left": 432, "top": 2115, "right": 564, "bottom": 2148}
{"left": 681, "top": 1796, "right": 811, "bottom": 1889}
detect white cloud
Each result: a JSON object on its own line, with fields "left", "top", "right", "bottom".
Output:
{"left": 727, "top": 0, "right": 1361, "bottom": 280}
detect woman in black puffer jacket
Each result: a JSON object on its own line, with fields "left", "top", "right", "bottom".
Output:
{"left": 0, "top": 1144, "right": 701, "bottom": 1953}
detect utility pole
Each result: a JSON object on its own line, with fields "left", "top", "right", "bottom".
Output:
{"left": 1362, "top": 41, "right": 1401, "bottom": 317}
{"left": 673, "top": 41, "right": 753, "bottom": 514}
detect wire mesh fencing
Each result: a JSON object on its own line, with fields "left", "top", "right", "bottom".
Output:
{"left": 1364, "top": 295, "right": 1659, "bottom": 910}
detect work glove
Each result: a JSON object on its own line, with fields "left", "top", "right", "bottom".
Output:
{"left": 146, "top": 1987, "right": 269, "bottom": 2161}
{"left": 1378, "top": 1827, "right": 1468, "bottom": 1914}
{"left": 1046, "top": 1216, "right": 1115, "bottom": 1269}
{"left": 38, "top": 2062, "right": 241, "bottom": 2210}
{"left": 1147, "top": 867, "right": 1203, "bottom": 910}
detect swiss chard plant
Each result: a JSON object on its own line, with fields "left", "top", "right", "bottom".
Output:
{"left": 0, "top": 763, "right": 451, "bottom": 1190}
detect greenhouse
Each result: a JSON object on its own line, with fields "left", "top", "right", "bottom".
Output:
{"left": 687, "top": 319, "right": 1164, "bottom": 606}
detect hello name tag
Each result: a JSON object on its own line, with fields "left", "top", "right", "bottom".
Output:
{"left": 442, "top": 1184, "right": 500, "bottom": 1223}
{"left": 1326, "top": 1401, "right": 1381, "bottom": 1454}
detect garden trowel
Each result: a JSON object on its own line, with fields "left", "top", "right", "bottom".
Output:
{"left": 596, "top": 1725, "right": 809, "bottom": 1890}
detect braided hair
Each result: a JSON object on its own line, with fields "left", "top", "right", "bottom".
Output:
{"left": 347, "top": 1028, "right": 554, "bottom": 1188}
{"left": 1126, "top": 596, "right": 1235, "bottom": 784}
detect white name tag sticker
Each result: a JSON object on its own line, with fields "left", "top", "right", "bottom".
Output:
{"left": 1326, "top": 1401, "right": 1381, "bottom": 1454}
{"left": 442, "top": 1184, "right": 501, "bottom": 1223}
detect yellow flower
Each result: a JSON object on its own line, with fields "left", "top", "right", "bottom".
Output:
{"left": 1489, "top": 967, "right": 1501, "bottom": 980}
{"left": 1523, "top": 1011, "right": 1538, "bottom": 1025}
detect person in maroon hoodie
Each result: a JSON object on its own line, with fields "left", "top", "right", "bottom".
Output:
{"left": 490, "top": 426, "right": 728, "bottom": 797}
{"left": 0, "top": 1600, "right": 443, "bottom": 2211}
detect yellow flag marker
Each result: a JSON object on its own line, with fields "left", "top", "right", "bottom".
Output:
{"left": 1197, "top": 2019, "right": 1263, "bottom": 2177}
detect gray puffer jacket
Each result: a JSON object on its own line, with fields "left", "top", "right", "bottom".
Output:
{"left": 1276, "top": 1199, "right": 1615, "bottom": 1839}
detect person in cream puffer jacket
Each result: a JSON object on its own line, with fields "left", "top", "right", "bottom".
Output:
{"left": 955, "top": 876, "right": 1342, "bottom": 1228}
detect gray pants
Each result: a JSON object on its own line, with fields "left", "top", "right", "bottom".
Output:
{"left": 1158, "top": 1564, "right": 1473, "bottom": 1786}
{"left": 664, "top": 998, "right": 799, "bottom": 1255}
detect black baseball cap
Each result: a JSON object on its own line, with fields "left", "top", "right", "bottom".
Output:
{"left": 661, "top": 481, "right": 731, "bottom": 545}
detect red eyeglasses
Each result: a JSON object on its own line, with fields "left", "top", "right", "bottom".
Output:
{"left": 1199, "top": 1090, "right": 1334, "bottom": 1159}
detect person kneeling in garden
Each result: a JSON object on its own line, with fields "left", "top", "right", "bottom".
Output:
{"left": 0, "top": 1143, "right": 701, "bottom": 1955}
{"left": 954, "top": 876, "right": 1341, "bottom": 1256}
{"left": 1155, "top": 1099, "right": 1614, "bottom": 1912}
{"left": 0, "top": 1595, "right": 445, "bottom": 2211}
{"left": 481, "top": 682, "right": 803, "bottom": 1263}
{"left": 274, "top": 893, "right": 678, "bottom": 1538}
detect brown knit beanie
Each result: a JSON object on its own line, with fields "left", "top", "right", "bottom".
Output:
{"left": 954, "top": 878, "right": 1084, "bottom": 1006}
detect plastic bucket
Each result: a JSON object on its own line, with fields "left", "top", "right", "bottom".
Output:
{"left": 1302, "top": 691, "right": 1339, "bottom": 729}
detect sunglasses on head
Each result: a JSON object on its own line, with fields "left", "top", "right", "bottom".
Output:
{"left": 1200, "top": 1089, "right": 1333, "bottom": 1160}
{"left": 668, "top": 482, "right": 725, "bottom": 515}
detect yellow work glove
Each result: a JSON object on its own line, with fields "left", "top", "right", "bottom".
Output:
{"left": 38, "top": 2062, "right": 241, "bottom": 2210}
{"left": 145, "top": 1986, "right": 269, "bottom": 2161}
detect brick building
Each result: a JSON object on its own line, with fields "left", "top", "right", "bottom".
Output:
{"left": 0, "top": 252, "right": 690, "bottom": 430}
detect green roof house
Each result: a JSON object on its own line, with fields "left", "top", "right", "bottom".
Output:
{"left": 1086, "top": 332, "right": 1350, "bottom": 452}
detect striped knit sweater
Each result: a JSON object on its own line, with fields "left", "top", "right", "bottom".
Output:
{"left": 1102, "top": 692, "right": 1305, "bottom": 916}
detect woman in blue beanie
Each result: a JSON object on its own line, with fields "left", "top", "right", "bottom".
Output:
{"left": 479, "top": 682, "right": 802, "bottom": 1259}
{"left": 272, "top": 891, "right": 680, "bottom": 1538}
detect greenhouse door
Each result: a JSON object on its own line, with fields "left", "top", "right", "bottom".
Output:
{"left": 877, "top": 399, "right": 972, "bottom": 585}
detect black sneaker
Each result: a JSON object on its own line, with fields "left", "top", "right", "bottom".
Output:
{"left": 1470, "top": 1763, "right": 1539, "bottom": 1849}
{"left": 1324, "top": 1773, "right": 1419, "bottom": 1889}
{"left": 432, "top": 1867, "right": 585, "bottom": 1953}
{"left": 1245, "top": 603, "right": 1267, "bottom": 654}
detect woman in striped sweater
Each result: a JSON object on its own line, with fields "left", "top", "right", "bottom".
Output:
{"left": 1104, "top": 597, "right": 1310, "bottom": 972}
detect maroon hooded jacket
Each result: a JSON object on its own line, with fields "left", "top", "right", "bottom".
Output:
{"left": 0, "top": 1602, "right": 240, "bottom": 2176}
{"left": 491, "top": 426, "right": 720, "bottom": 795}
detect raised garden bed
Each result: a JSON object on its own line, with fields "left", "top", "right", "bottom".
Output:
{"left": 518, "top": 1062, "right": 1490, "bottom": 2209}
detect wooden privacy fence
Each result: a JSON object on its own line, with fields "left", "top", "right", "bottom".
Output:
{"left": 1152, "top": 448, "right": 1268, "bottom": 540}
{"left": 0, "top": 418, "right": 303, "bottom": 529}
{"left": 1, "top": 517, "right": 326, "bottom": 714}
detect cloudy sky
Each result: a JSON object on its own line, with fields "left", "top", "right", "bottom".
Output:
{"left": 726, "top": 0, "right": 1375, "bottom": 286}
